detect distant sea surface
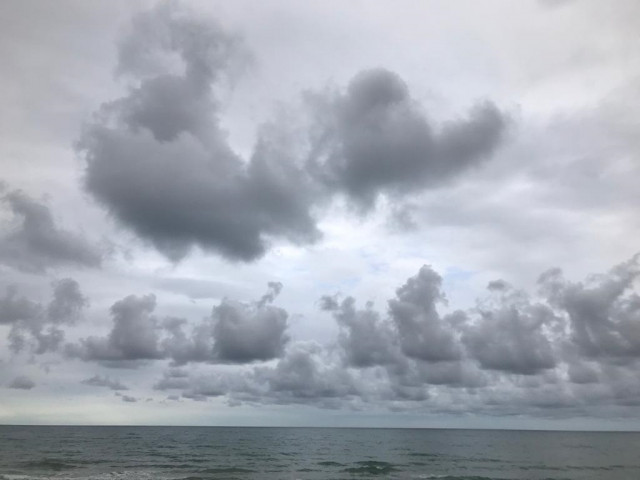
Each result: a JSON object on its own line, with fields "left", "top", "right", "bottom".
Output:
{"left": 1, "top": 426, "right": 640, "bottom": 480}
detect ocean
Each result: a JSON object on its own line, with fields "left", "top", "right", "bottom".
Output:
{"left": 0, "top": 426, "right": 639, "bottom": 480}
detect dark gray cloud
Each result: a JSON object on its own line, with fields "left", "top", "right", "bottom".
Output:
{"left": 78, "top": 4, "right": 508, "bottom": 263}
{"left": 69, "top": 294, "right": 162, "bottom": 364}
{"left": 306, "top": 69, "right": 507, "bottom": 209}
{"left": 539, "top": 254, "right": 640, "bottom": 362}
{"left": 8, "top": 375, "right": 35, "bottom": 390}
{"left": 163, "top": 283, "right": 289, "bottom": 364}
{"left": 321, "top": 295, "right": 398, "bottom": 368}
{"left": 462, "top": 283, "right": 559, "bottom": 375}
{"left": 0, "top": 286, "right": 41, "bottom": 327}
{"left": 81, "top": 375, "right": 128, "bottom": 391}
{"left": 67, "top": 282, "right": 289, "bottom": 367}
{"left": 567, "top": 361, "right": 600, "bottom": 384}
{"left": 47, "top": 278, "right": 88, "bottom": 324}
{"left": 160, "top": 317, "right": 211, "bottom": 366}
{"left": 0, "top": 189, "right": 102, "bottom": 272}
{"left": 388, "top": 266, "right": 462, "bottom": 363}
{"left": 211, "top": 296, "right": 288, "bottom": 363}
{"left": 115, "top": 392, "right": 137, "bottom": 403}
{"left": 79, "top": 2, "right": 320, "bottom": 262}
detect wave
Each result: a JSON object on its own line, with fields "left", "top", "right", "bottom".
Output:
{"left": 18, "top": 459, "right": 78, "bottom": 472}
{"left": 343, "top": 460, "right": 397, "bottom": 475}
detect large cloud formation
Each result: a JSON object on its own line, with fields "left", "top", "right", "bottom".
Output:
{"left": 4, "top": 251, "right": 640, "bottom": 417}
{"left": 306, "top": 69, "right": 506, "bottom": 208}
{"left": 67, "top": 282, "right": 289, "bottom": 367}
{"left": 79, "top": 3, "right": 321, "bottom": 262}
{"left": 151, "top": 255, "right": 640, "bottom": 416}
{"left": 78, "top": 2, "right": 508, "bottom": 262}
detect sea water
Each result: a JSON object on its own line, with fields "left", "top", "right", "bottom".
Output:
{"left": 1, "top": 426, "right": 639, "bottom": 479}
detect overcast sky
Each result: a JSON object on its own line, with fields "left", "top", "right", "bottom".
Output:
{"left": 1, "top": 0, "right": 640, "bottom": 429}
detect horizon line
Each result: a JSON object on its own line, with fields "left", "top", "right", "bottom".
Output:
{"left": 1, "top": 424, "right": 639, "bottom": 433}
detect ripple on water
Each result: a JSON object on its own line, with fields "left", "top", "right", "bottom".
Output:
{"left": 343, "top": 460, "right": 396, "bottom": 475}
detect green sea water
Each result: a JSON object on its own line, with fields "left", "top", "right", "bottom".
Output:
{"left": 1, "top": 426, "right": 639, "bottom": 479}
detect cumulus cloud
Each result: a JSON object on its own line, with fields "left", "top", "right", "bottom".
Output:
{"left": 67, "top": 282, "right": 290, "bottom": 367}
{"left": 163, "top": 282, "right": 289, "bottom": 364}
{"left": 69, "top": 294, "right": 162, "bottom": 364}
{"left": 211, "top": 293, "right": 288, "bottom": 363}
{"left": 3, "top": 251, "right": 634, "bottom": 416}
{"left": 388, "top": 266, "right": 462, "bottom": 363}
{"left": 321, "top": 295, "right": 397, "bottom": 368}
{"left": 157, "top": 254, "right": 640, "bottom": 416}
{"left": 79, "top": 2, "right": 320, "bottom": 262}
{"left": 0, "top": 279, "right": 86, "bottom": 354}
{"left": 0, "top": 189, "right": 102, "bottom": 272}
{"left": 539, "top": 254, "right": 640, "bottom": 362}
{"left": 462, "top": 282, "right": 559, "bottom": 375}
{"left": 306, "top": 69, "right": 507, "bottom": 208}
{"left": 8, "top": 375, "right": 35, "bottom": 390}
{"left": 78, "top": 3, "right": 508, "bottom": 263}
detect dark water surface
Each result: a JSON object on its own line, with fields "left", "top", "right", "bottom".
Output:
{"left": 1, "top": 426, "right": 639, "bottom": 480}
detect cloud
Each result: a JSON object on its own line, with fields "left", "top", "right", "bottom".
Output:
{"left": 47, "top": 278, "right": 88, "bottom": 324}
{"left": 78, "top": 4, "right": 508, "bottom": 264}
{"left": 9, "top": 375, "right": 35, "bottom": 390}
{"left": 67, "top": 282, "right": 290, "bottom": 367}
{"left": 461, "top": 282, "right": 559, "bottom": 375}
{"left": 321, "top": 295, "right": 398, "bottom": 368}
{"left": 1, "top": 279, "right": 86, "bottom": 354}
{"left": 306, "top": 69, "right": 508, "bottom": 209}
{"left": 153, "top": 368, "right": 190, "bottom": 391}
{"left": 79, "top": 2, "right": 320, "bottom": 262}
{"left": 211, "top": 291, "right": 289, "bottom": 363}
{"left": 388, "top": 266, "right": 462, "bottom": 363}
{"left": 81, "top": 375, "right": 128, "bottom": 391}
{"left": 539, "top": 254, "right": 640, "bottom": 362}
{"left": 0, "top": 286, "right": 41, "bottom": 327}
{"left": 0, "top": 189, "right": 102, "bottom": 272}
{"left": 256, "top": 342, "right": 359, "bottom": 407}
{"left": 153, "top": 367, "right": 259, "bottom": 403}
{"left": 181, "top": 373, "right": 255, "bottom": 402}
{"left": 115, "top": 392, "right": 137, "bottom": 403}
{"left": 163, "top": 282, "right": 289, "bottom": 364}
{"left": 69, "top": 293, "right": 162, "bottom": 364}
{"left": 0, "top": 251, "right": 629, "bottom": 417}
{"left": 130, "top": 254, "right": 640, "bottom": 416}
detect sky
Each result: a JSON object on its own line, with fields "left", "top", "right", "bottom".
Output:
{"left": 1, "top": 0, "right": 640, "bottom": 430}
